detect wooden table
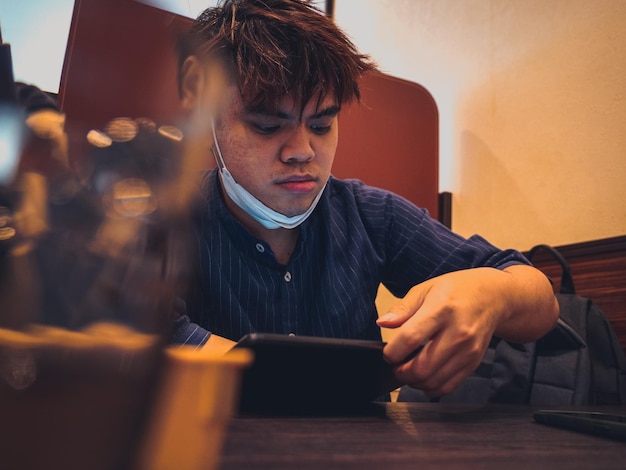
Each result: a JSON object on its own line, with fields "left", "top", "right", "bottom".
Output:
{"left": 219, "top": 403, "right": 626, "bottom": 469}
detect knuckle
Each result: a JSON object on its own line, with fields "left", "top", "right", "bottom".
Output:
{"left": 396, "top": 359, "right": 429, "bottom": 385}
{"left": 455, "top": 324, "right": 477, "bottom": 343}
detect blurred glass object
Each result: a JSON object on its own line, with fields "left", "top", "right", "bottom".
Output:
{"left": 87, "top": 129, "right": 113, "bottom": 148}
{"left": 158, "top": 124, "right": 184, "bottom": 142}
{"left": 0, "top": 106, "right": 24, "bottom": 185}
{"left": 0, "top": 109, "right": 195, "bottom": 469}
{"left": 108, "top": 177, "right": 157, "bottom": 218}
{"left": 106, "top": 117, "right": 139, "bottom": 142}
{"left": 0, "top": 205, "right": 16, "bottom": 241}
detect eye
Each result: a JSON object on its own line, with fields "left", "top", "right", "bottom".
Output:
{"left": 309, "top": 125, "right": 329, "bottom": 135}
{"left": 253, "top": 124, "right": 281, "bottom": 135}
{"left": 310, "top": 120, "right": 333, "bottom": 135}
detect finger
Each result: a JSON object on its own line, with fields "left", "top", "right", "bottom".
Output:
{"left": 392, "top": 333, "right": 449, "bottom": 386}
{"left": 376, "top": 281, "right": 434, "bottom": 328}
{"left": 394, "top": 335, "right": 487, "bottom": 396}
{"left": 418, "top": 356, "right": 482, "bottom": 398}
{"left": 382, "top": 299, "right": 444, "bottom": 365}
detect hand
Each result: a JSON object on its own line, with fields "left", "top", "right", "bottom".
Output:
{"left": 376, "top": 265, "right": 557, "bottom": 397}
{"left": 20, "top": 109, "right": 70, "bottom": 177}
{"left": 201, "top": 333, "right": 236, "bottom": 356}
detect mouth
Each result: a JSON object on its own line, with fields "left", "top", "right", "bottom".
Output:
{"left": 275, "top": 175, "right": 319, "bottom": 194}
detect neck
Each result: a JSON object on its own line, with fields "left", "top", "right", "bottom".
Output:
{"left": 222, "top": 186, "right": 300, "bottom": 265}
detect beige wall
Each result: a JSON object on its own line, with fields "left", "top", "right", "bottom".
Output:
{"left": 335, "top": 0, "right": 626, "bottom": 251}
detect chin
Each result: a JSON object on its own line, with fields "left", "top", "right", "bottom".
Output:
{"left": 279, "top": 208, "right": 306, "bottom": 218}
{"left": 270, "top": 198, "right": 313, "bottom": 216}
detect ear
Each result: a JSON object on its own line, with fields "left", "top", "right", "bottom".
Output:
{"left": 180, "top": 56, "right": 205, "bottom": 110}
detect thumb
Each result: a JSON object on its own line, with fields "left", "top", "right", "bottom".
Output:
{"left": 376, "top": 281, "right": 433, "bottom": 328}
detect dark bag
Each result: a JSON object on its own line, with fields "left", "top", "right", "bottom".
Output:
{"left": 526, "top": 244, "right": 626, "bottom": 405}
{"left": 399, "top": 245, "right": 626, "bottom": 405}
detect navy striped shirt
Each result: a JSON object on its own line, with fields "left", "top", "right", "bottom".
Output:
{"left": 171, "top": 169, "right": 528, "bottom": 345}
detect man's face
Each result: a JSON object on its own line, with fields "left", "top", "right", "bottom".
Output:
{"left": 209, "top": 81, "right": 339, "bottom": 219}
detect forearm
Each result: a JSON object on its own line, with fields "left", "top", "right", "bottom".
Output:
{"left": 493, "top": 264, "right": 559, "bottom": 343}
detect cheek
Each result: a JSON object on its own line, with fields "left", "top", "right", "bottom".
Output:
{"left": 320, "top": 127, "right": 339, "bottom": 166}
{"left": 218, "top": 122, "right": 251, "bottom": 165}
{"left": 225, "top": 125, "right": 282, "bottom": 168}
{"left": 220, "top": 130, "right": 272, "bottom": 185}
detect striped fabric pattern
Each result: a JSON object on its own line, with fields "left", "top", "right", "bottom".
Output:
{"left": 173, "top": 170, "right": 529, "bottom": 345}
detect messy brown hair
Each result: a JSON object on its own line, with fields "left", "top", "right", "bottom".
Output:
{"left": 177, "top": 0, "right": 376, "bottom": 112}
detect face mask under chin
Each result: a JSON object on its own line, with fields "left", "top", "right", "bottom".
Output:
{"left": 210, "top": 117, "right": 326, "bottom": 230}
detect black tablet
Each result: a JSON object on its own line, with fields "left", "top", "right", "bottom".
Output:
{"left": 233, "top": 333, "right": 399, "bottom": 413}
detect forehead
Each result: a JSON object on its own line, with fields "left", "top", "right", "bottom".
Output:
{"left": 216, "top": 83, "right": 338, "bottom": 122}
{"left": 203, "top": 57, "right": 339, "bottom": 118}
{"left": 245, "top": 93, "right": 339, "bottom": 118}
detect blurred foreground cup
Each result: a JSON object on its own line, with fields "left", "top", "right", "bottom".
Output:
{"left": 0, "top": 323, "right": 163, "bottom": 470}
{"left": 135, "top": 346, "right": 252, "bottom": 470}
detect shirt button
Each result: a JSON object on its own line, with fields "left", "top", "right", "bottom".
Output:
{"left": 284, "top": 271, "right": 292, "bottom": 282}
{"left": 255, "top": 243, "right": 265, "bottom": 253}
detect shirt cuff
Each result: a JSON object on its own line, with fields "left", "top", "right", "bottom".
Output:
{"left": 170, "top": 314, "right": 211, "bottom": 346}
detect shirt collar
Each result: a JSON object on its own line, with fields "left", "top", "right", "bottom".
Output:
{"left": 203, "top": 168, "right": 327, "bottom": 267}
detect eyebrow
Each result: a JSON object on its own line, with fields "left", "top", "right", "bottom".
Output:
{"left": 245, "top": 105, "right": 341, "bottom": 120}
{"left": 312, "top": 105, "right": 341, "bottom": 119}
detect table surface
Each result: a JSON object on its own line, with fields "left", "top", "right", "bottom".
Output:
{"left": 219, "top": 402, "right": 626, "bottom": 470}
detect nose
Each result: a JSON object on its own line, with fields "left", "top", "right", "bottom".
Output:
{"left": 280, "top": 125, "right": 314, "bottom": 163}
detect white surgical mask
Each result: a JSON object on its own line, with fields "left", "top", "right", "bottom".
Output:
{"left": 210, "top": 117, "right": 326, "bottom": 230}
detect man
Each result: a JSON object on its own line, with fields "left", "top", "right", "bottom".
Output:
{"left": 172, "top": 0, "right": 558, "bottom": 398}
